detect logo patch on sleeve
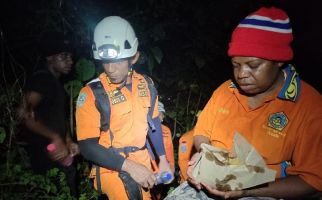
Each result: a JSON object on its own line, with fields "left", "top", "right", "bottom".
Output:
{"left": 76, "top": 92, "right": 87, "bottom": 107}
{"left": 180, "top": 142, "right": 187, "bottom": 153}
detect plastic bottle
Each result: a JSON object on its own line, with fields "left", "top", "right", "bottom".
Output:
{"left": 47, "top": 143, "right": 73, "bottom": 167}
{"left": 155, "top": 171, "right": 173, "bottom": 185}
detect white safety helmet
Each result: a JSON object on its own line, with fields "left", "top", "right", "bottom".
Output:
{"left": 92, "top": 16, "right": 138, "bottom": 62}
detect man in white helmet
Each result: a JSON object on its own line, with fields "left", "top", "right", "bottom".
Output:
{"left": 75, "top": 16, "right": 173, "bottom": 200}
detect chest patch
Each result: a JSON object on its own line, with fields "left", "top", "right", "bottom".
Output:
{"left": 109, "top": 89, "right": 126, "bottom": 105}
{"left": 267, "top": 112, "right": 288, "bottom": 131}
{"left": 138, "top": 82, "right": 148, "bottom": 97}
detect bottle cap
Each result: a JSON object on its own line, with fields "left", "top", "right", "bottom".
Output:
{"left": 162, "top": 172, "right": 172, "bottom": 181}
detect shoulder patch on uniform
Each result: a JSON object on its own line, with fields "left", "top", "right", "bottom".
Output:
{"left": 76, "top": 92, "right": 87, "bottom": 107}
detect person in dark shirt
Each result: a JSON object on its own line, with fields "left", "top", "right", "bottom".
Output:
{"left": 18, "top": 31, "right": 79, "bottom": 196}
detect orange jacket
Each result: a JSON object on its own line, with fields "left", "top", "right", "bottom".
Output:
{"left": 194, "top": 66, "right": 322, "bottom": 191}
{"left": 76, "top": 71, "right": 159, "bottom": 174}
{"left": 161, "top": 124, "right": 175, "bottom": 172}
{"left": 178, "top": 129, "right": 196, "bottom": 182}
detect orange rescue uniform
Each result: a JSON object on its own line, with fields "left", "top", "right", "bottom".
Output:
{"left": 76, "top": 71, "right": 159, "bottom": 200}
{"left": 194, "top": 67, "right": 322, "bottom": 191}
{"left": 178, "top": 129, "right": 196, "bottom": 182}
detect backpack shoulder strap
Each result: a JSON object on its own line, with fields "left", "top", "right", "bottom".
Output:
{"left": 142, "top": 74, "right": 158, "bottom": 131}
{"left": 87, "top": 80, "right": 110, "bottom": 195}
{"left": 88, "top": 80, "right": 111, "bottom": 132}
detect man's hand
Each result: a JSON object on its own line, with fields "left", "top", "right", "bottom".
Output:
{"left": 158, "top": 155, "right": 174, "bottom": 184}
{"left": 201, "top": 182, "right": 245, "bottom": 199}
{"left": 121, "top": 159, "right": 156, "bottom": 189}
{"left": 50, "top": 136, "right": 69, "bottom": 162}
{"left": 187, "top": 152, "right": 202, "bottom": 190}
{"left": 67, "top": 141, "right": 80, "bottom": 156}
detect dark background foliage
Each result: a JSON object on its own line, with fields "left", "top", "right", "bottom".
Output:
{"left": 2, "top": 0, "right": 321, "bottom": 131}
{"left": 2, "top": 0, "right": 321, "bottom": 90}
{"left": 0, "top": 0, "right": 321, "bottom": 198}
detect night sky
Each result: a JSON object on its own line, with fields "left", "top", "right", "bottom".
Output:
{"left": 1, "top": 0, "right": 321, "bottom": 94}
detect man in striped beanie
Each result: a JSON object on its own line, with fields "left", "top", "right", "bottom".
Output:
{"left": 165, "top": 6, "right": 322, "bottom": 200}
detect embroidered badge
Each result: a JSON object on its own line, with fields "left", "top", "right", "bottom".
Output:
{"left": 110, "top": 90, "right": 126, "bottom": 105}
{"left": 138, "top": 83, "right": 148, "bottom": 97}
{"left": 138, "top": 90, "right": 148, "bottom": 97}
{"left": 108, "top": 90, "right": 120, "bottom": 98}
{"left": 267, "top": 112, "right": 288, "bottom": 131}
{"left": 137, "top": 83, "right": 146, "bottom": 90}
{"left": 76, "top": 92, "right": 87, "bottom": 107}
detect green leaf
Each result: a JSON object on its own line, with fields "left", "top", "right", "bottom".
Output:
{"left": 0, "top": 127, "right": 6, "bottom": 143}
{"left": 47, "top": 168, "right": 59, "bottom": 177}
{"left": 166, "top": 111, "right": 176, "bottom": 119}
{"left": 51, "top": 185, "right": 57, "bottom": 193}
{"left": 64, "top": 80, "right": 83, "bottom": 99}
{"left": 150, "top": 47, "right": 163, "bottom": 64}
{"left": 189, "top": 83, "right": 199, "bottom": 93}
{"left": 75, "top": 58, "right": 96, "bottom": 82}
{"left": 20, "top": 174, "right": 30, "bottom": 185}
{"left": 46, "top": 184, "right": 51, "bottom": 193}
{"left": 14, "top": 164, "right": 22, "bottom": 172}
{"left": 59, "top": 171, "right": 66, "bottom": 183}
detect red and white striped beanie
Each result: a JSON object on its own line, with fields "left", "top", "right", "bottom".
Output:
{"left": 228, "top": 7, "right": 293, "bottom": 61}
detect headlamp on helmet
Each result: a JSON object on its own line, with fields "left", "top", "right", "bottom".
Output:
{"left": 98, "top": 44, "right": 120, "bottom": 60}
